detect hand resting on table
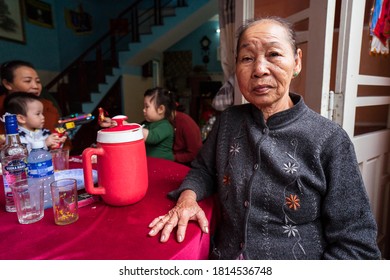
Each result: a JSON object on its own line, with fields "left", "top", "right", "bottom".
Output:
{"left": 148, "top": 189, "right": 209, "bottom": 243}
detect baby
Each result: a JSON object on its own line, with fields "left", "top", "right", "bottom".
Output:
{"left": 99, "top": 87, "right": 176, "bottom": 161}
{"left": 3, "top": 92, "right": 66, "bottom": 151}
{"left": 141, "top": 87, "right": 175, "bottom": 161}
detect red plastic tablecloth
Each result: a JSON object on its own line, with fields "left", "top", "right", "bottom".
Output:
{"left": 0, "top": 157, "right": 214, "bottom": 260}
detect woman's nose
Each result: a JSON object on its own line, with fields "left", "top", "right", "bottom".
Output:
{"left": 253, "top": 58, "right": 270, "bottom": 77}
{"left": 31, "top": 81, "right": 39, "bottom": 88}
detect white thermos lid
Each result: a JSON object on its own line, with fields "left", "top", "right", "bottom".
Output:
{"left": 97, "top": 115, "right": 143, "bottom": 144}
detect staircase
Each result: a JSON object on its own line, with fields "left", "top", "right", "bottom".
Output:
{"left": 46, "top": 0, "right": 217, "bottom": 117}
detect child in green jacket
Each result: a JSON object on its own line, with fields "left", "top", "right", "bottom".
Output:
{"left": 141, "top": 87, "right": 175, "bottom": 161}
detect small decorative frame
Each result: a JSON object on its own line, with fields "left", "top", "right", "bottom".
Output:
{"left": 65, "top": 7, "right": 92, "bottom": 34}
{"left": 0, "top": 0, "right": 26, "bottom": 44}
{"left": 24, "top": 0, "right": 54, "bottom": 29}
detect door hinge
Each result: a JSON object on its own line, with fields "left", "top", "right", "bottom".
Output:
{"left": 332, "top": 91, "right": 344, "bottom": 125}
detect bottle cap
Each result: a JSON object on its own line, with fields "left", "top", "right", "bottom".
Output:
{"left": 31, "top": 141, "right": 45, "bottom": 149}
{"left": 4, "top": 114, "right": 18, "bottom": 135}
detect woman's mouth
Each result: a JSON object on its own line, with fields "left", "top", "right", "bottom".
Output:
{"left": 253, "top": 84, "right": 272, "bottom": 94}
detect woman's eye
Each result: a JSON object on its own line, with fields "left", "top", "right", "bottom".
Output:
{"left": 240, "top": 56, "right": 253, "bottom": 62}
{"left": 269, "top": 52, "right": 281, "bottom": 57}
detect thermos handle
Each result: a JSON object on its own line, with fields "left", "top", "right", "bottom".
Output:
{"left": 82, "top": 147, "right": 106, "bottom": 195}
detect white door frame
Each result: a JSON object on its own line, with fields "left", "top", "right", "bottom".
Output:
{"left": 303, "top": 0, "right": 336, "bottom": 118}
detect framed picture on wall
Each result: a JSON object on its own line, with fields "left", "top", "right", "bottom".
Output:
{"left": 0, "top": 0, "right": 26, "bottom": 44}
{"left": 65, "top": 6, "right": 92, "bottom": 34}
{"left": 24, "top": 0, "right": 54, "bottom": 28}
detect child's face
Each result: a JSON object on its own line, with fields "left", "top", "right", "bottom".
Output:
{"left": 22, "top": 100, "right": 45, "bottom": 131}
{"left": 143, "top": 96, "right": 165, "bottom": 122}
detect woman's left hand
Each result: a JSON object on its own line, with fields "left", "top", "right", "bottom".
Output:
{"left": 148, "top": 190, "right": 209, "bottom": 243}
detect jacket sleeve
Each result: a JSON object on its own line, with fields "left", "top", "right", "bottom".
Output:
{"left": 145, "top": 121, "right": 172, "bottom": 145}
{"left": 321, "top": 135, "right": 381, "bottom": 259}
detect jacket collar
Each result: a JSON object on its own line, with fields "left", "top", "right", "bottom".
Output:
{"left": 250, "top": 93, "right": 307, "bottom": 129}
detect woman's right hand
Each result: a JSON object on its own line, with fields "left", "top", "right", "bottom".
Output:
{"left": 148, "top": 190, "right": 209, "bottom": 243}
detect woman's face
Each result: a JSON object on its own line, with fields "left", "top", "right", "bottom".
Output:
{"left": 236, "top": 20, "right": 302, "bottom": 113}
{"left": 2, "top": 66, "right": 42, "bottom": 96}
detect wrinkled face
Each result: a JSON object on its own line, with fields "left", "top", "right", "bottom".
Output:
{"left": 143, "top": 96, "right": 164, "bottom": 122}
{"left": 3, "top": 66, "right": 42, "bottom": 96}
{"left": 23, "top": 100, "right": 45, "bottom": 131}
{"left": 236, "top": 20, "right": 302, "bottom": 112}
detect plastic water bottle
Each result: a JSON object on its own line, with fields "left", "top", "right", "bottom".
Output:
{"left": 1, "top": 114, "right": 28, "bottom": 212}
{"left": 27, "top": 141, "right": 55, "bottom": 209}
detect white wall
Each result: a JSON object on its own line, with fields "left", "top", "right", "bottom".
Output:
{"left": 122, "top": 74, "right": 154, "bottom": 123}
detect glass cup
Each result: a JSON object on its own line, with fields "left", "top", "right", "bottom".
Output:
{"left": 11, "top": 179, "right": 44, "bottom": 224}
{"left": 50, "top": 179, "right": 78, "bottom": 225}
{"left": 50, "top": 149, "right": 69, "bottom": 171}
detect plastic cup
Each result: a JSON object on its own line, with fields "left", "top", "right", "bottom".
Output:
{"left": 11, "top": 179, "right": 44, "bottom": 224}
{"left": 50, "top": 149, "right": 69, "bottom": 171}
{"left": 50, "top": 179, "right": 78, "bottom": 225}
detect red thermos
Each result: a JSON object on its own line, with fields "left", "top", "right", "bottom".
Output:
{"left": 82, "top": 116, "right": 148, "bottom": 206}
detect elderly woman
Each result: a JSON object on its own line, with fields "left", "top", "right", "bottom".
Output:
{"left": 148, "top": 17, "right": 381, "bottom": 260}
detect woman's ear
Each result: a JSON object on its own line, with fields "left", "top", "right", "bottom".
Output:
{"left": 293, "top": 48, "right": 303, "bottom": 75}
{"left": 2, "top": 79, "right": 13, "bottom": 91}
{"left": 16, "top": 114, "right": 27, "bottom": 125}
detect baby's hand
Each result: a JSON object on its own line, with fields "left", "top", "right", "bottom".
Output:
{"left": 59, "top": 134, "right": 67, "bottom": 144}
{"left": 99, "top": 117, "right": 116, "bottom": 128}
{"left": 46, "top": 133, "right": 66, "bottom": 149}
{"left": 142, "top": 127, "right": 149, "bottom": 140}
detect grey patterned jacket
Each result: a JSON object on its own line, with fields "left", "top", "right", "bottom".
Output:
{"left": 169, "top": 93, "right": 381, "bottom": 260}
